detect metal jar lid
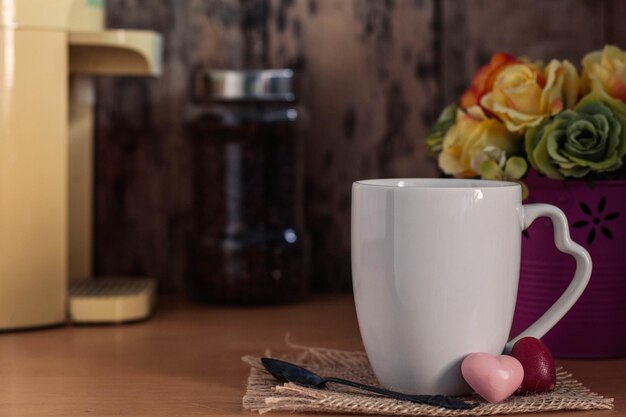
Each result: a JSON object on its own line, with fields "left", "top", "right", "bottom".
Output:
{"left": 192, "top": 69, "right": 295, "bottom": 102}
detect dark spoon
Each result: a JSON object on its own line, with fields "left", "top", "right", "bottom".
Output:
{"left": 261, "top": 357, "right": 478, "bottom": 410}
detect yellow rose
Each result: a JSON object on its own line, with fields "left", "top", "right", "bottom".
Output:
{"left": 480, "top": 60, "right": 579, "bottom": 133}
{"left": 581, "top": 45, "right": 626, "bottom": 102}
{"left": 438, "top": 106, "right": 519, "bottom": 177}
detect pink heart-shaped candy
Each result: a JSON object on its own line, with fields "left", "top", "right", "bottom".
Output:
{"left": 461, "top": 352, "right": 524, "bottom": 403}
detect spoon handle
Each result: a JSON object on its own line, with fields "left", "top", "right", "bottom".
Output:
{"left": 323, "top": 377, "right": 477, "bottom": 410}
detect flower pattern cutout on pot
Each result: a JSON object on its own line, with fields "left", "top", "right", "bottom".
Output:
{"left": 572, "top": 196, "right": 620, "bottom": 244}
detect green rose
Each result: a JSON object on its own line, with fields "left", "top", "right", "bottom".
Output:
{"left": 525, "top": 92, "right": 626, "bottom": 179}
{"left": 426, "top": 103, "right": 457, "bottom": 155}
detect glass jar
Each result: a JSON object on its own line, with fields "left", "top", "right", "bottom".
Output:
{"left": 186, "top": 69, "right": 308, "bottom": 304}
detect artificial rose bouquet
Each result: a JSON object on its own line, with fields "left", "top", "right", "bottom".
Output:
{"left": 426, "top": 45, "right": 626, "bottom": 197}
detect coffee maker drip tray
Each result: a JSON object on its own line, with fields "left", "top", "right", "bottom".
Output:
{"left": 69, "top": 277, "right": 156, "bottom": 323}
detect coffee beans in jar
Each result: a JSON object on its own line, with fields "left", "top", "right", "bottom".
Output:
{"left": 186, "top": 69, "right": 308, "bottom": 304}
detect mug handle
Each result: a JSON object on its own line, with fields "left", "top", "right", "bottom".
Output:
{"left": 504, "top": 203, "right": 592, "bottom": 353}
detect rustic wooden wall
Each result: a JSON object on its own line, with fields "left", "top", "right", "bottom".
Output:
{"left": 95, "top": 0, "right": 619, "bottom": 294}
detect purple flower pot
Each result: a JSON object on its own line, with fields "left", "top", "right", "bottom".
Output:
{"left": 511, "top": 170, "right": 626, "bottom": 358}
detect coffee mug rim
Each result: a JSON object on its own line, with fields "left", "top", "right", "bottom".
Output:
{"left": 354, "top": 178, "right": 520, "bottom": 189}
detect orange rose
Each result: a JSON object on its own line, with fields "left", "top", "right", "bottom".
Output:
{"left": 460, "top": 52, "right": 520, "bottom": 109}
{"left": 438, "top": 106, "right": 519, "bottom": 177}
{"left": 581, "top": 45, "right": 626, "bottom": 102}
{"left": 480, "top": 60, "right": 579, "bottom": 132}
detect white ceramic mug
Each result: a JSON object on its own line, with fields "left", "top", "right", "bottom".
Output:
{"left": 351, "top": 178, "right": 591, "bottom": 395}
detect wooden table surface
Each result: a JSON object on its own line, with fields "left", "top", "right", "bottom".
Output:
{"left": 0, "top": 294, "right": 622, "bottom": 417}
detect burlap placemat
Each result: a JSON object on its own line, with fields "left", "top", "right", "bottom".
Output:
{"left": 242, "top": 343, "right": 614, "bottom": 416}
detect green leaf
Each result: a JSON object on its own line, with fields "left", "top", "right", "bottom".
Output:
{"left": 438, "top": 103, "right": 458, "bottom": 123}
{"left": 479, "top": 159, "right": 503, "bottom": 180}
{"left": 425, "top": 103, "right": 458, "bottom": 155}
{"left": 504, "top": 157, "right": 528, "bottom": 180}
{"left": 519, "top": 180, "right": 529, "bottom": 200}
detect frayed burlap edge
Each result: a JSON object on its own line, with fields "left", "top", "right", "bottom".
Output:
{"left": 242, "top": 343, "right": 614, "bottom": 416}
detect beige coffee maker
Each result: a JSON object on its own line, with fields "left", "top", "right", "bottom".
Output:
{"left": 0, "top": 0, "right": 161, "bottom": 330}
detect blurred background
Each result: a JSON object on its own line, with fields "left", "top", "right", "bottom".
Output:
{"left": 93, "top": 0, "right": 623, "bottom": 296}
